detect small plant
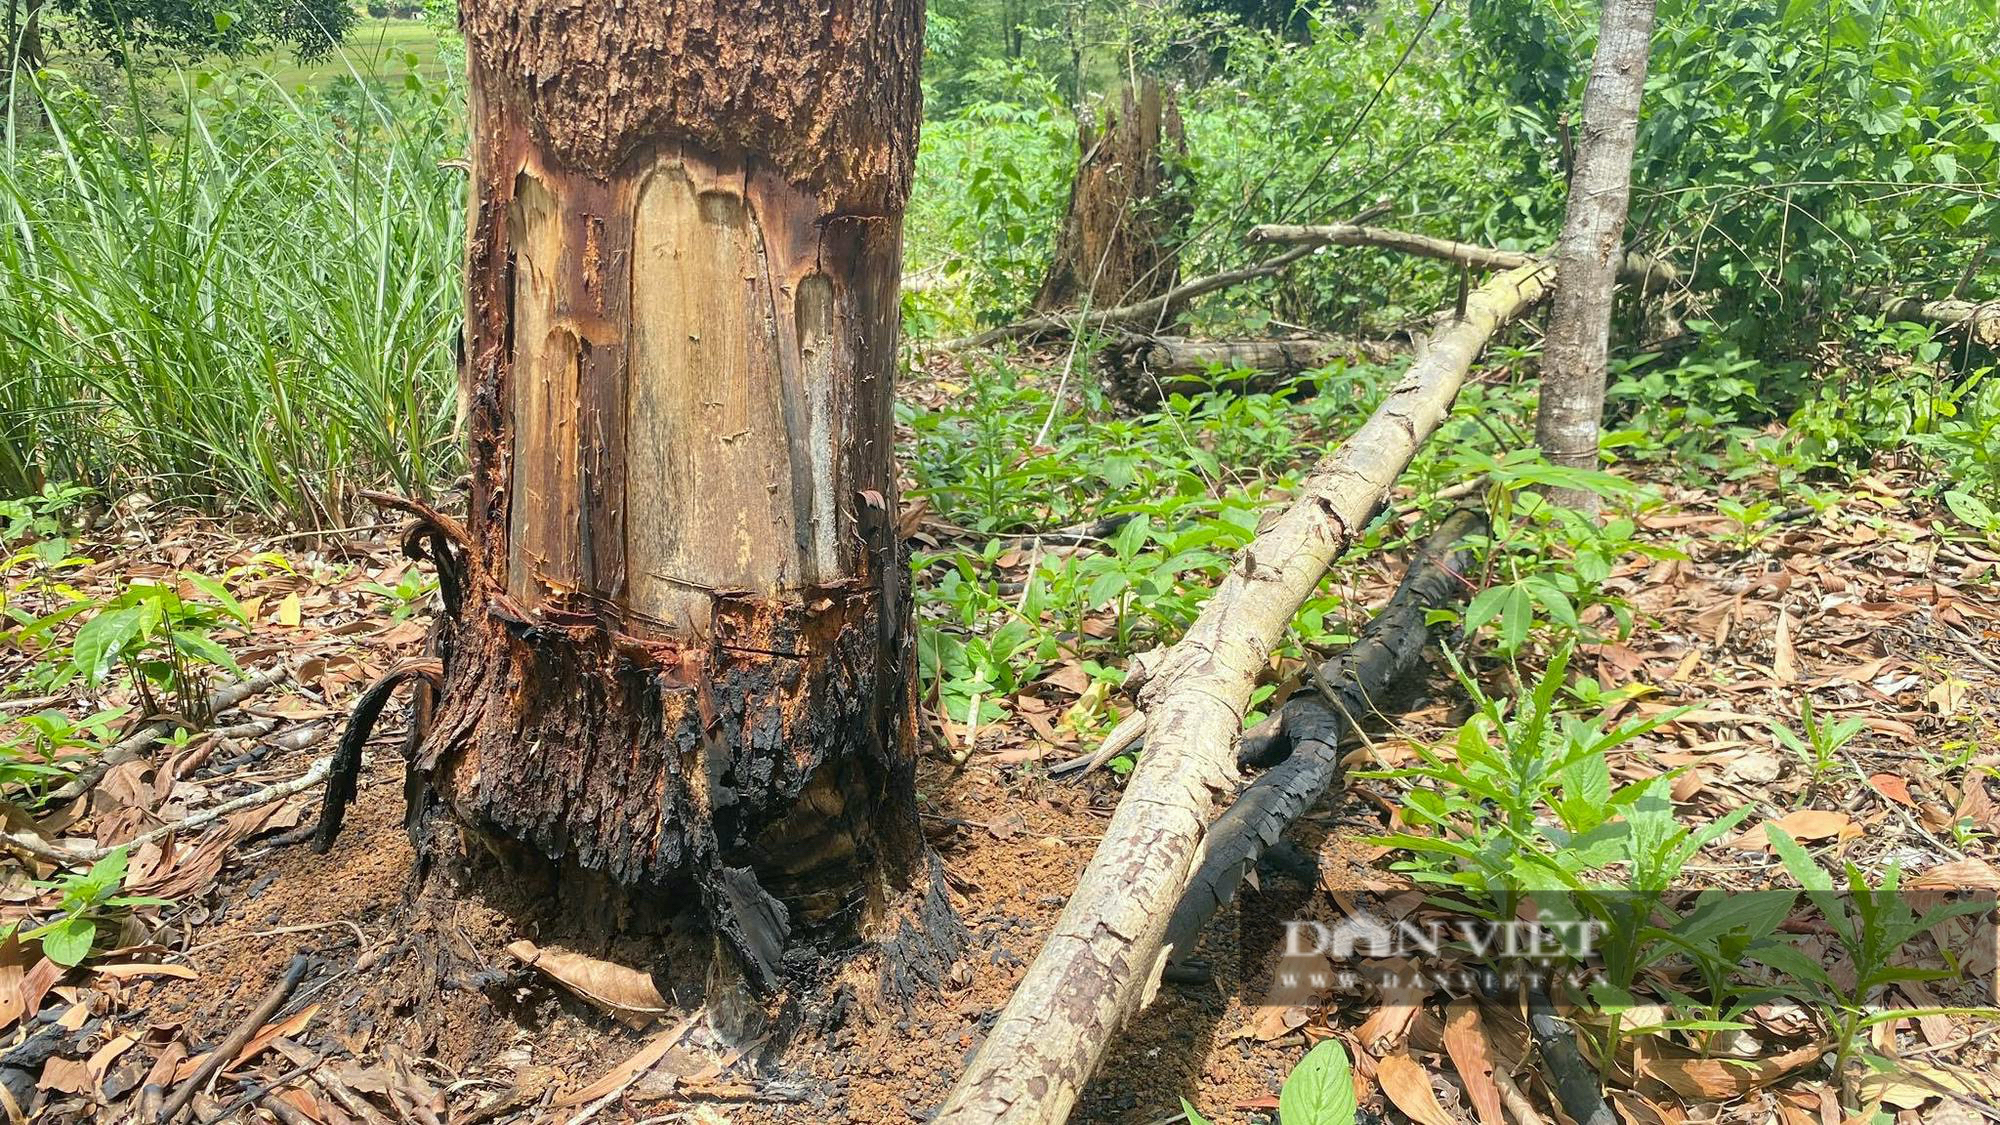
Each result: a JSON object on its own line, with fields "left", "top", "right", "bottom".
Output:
{"left": 7, "top": 849, "right": 168, "bottom": 967}
{"left": 69, "top": 574, "right": 252, "bottom": 719}
{"left": 1763, "top": 826, "right": 2000, "bottom": 1108}
{"left": 1715, "top": 496, "right": 1780, "bottom": 551}
{"left": 0, "top": 705, "right": 129, "bottom": 803}
{"left": 1770, "top": 697, "right": 1866, "bottom": 797}
{"left": 360, "top": 568, "right": 439, "bottom": 621}
{"left": 1184, "top": 1038, "right": 1355, "bottom": 1125}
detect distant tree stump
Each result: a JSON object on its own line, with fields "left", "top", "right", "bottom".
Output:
{"left": 1033, "top": 78, "right": 1191, "bottom": 316}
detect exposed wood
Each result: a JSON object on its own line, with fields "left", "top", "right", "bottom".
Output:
{"left": 932, "top": 259, "right": 1555, "bottom": 1125}
{"left": 1873, "top": 294, "right": 2000, "bottom": 346}
{"left": 416, "top": 0, "right": 959, "bottom": 998}
{"left": 929, "top": 243, "right": 1316, "bottom": 351}
{"left": 1034, "top": 78, "right": 1190, "bottom": 314}
{"left": 1163, "top": 509, "right": 1484, "bottom": 963}
{"left": 1100, "top": 334, "right": 1408, "bottom": 405}
{"left": 1535, "top": 0, "right": 1657, "bottom": 512}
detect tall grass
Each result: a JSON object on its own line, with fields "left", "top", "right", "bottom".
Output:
{"left": 0, "top": 67, "right": 464, "bottom": 525}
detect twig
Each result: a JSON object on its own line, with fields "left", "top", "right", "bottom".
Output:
{"left": 5, "top": 755, "right": 335, "bottom": 868}
{"left": 158, "top": 953, "right": 310, "bottom": 1124}
{"left": 1523, "top": 985, "right": 1615, "bottom": 1125}
{"left": 41, "top": 667, "right": 291, "bottom": 807}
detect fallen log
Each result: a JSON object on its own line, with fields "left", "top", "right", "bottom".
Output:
{"left": 1164, "top": 508, "right": 1484, "bottom": 964}
{"left": 1100, "top": 334, "right": 1408, "bottom": 405}
{"left": 1873, "top": 294, "right": 2000, "bottom": 346}
{"left": 932, "top": 258, "right": 1554, "bottom": 1125}
{"left": 1249, "top": 221, "right": 1679, "bottom": 293}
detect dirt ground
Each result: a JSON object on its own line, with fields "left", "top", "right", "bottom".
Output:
{"left": 8, "top": 453, "right": 2000, "bottom": 1124}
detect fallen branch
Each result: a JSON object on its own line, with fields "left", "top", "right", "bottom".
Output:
{"left": 930, "top": 243, "right": 1315, "bottom": 351}
{"left": 3, "top": 751, "right": 335, "bottom": 868}
{"left": 40, "top": 667, "right": 291, "bottom": 808}
{"left": 1872, "top": 294, "right": 2000, "bottom": 346}
{"left": 1250, "top": 222, "right": 1679, "bottom": 293}
{"left": 933, "top": 259, "right": 1555, "bottom": 1125}
{"left": 1163, "top": 508, "right": 1484, "bottom": 962}
{"left": 158, "top": 952, "right": 309, "bottom": 1123}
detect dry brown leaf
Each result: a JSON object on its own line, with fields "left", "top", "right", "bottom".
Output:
{"left": 229, "top": 1003, "right": 318, "bottom": 1071}
{"left": 1731, "top": 810, "right": 1855, "bottom": 850}
{"left": 555, "top": 1013, "right": 698, "bottom": 1109}
{"left": 1774, "top": 608, "right": 1798, "bottom": 682}
{"left": 1867, "top": 773, "right": 1914, "bottom": 807}
{"left": 1375, "top": 1050, "right": 1457, "bottom": 1125}
{"left": 1441, "top": 999, "right": 1505, "bottom": 1125}
{"left": 1640, "top": 1040, "right": 1824, "bottom": 1100}
{"left": 36, "top": 1056, "right": 90, "bottom": 1095}
{"left": 1856, "top": 1059, "right": 2000, "bottom": 1110}
{"left": 92, "top": 962, "right": 197, "bottom": 981}
{"left": 507, "top": 940, "right": 667, "bottom": 1026}
{"left": 1910, "top": 857, "right": 2000, "bottom": 891}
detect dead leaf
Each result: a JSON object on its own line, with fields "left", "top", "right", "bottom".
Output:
{"left": 1867, "top": 774, "right": 1914, "bottom": 807}
{"left": 1774, "top": 608, "right": 1797, "bottom": 682}
{"left": 229, "top": 1003, "right": 318, "bottom": 1071}
{"left": 1640, "top": 1040, "right": 1825, "bottom": 1100}
{"left": 275, "top": 592, "right": 302, "bottom": 627}
{"left": 507, "top": 940, "right": 667, "bottom": 1027}
{"left": 92, "top": 962, "right": 198, "bottom": 981}
{"left": 557, "top": 1013, "right": 699, "bottom": 1108}
{"left": 1910, "top": 857, "right": 2000, "bottom": 892}
{"left": 1441, "top": 1000, "right": 1505, "bottom": 1125}
{"left": 1375, "top": 1050, "right": 1456, "bottom": 1125}
{"left": 36, "top": 1056, "right": 89, "bottom": 1095}
{"left": 1856, "top": 1059, "right": 2000, "bottom": 1109}
{"left": 1732, "top": 810, "right": 1855, "bottom": 851}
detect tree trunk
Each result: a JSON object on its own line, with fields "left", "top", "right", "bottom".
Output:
{"left": 1533, "top": 0, "right": 1655, "bottom": 513}
{"left": 1034, "top": 77, "right": 1191, "bottom": 315}
{"left": 412, "top": 0, "right": 953, "bottom": 998}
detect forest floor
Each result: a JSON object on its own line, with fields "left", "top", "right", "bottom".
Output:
{"left": 6, "top": 373, "right": 2000, "bottom": 1124}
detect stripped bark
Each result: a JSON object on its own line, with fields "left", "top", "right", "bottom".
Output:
{"left": 1034, "top": 78, "right": 1189, "bottom": 313}
{"left": 406, "top": 0, "right": 958, "bottom": 997}
{"left": 1100, "top": 334, "right": 1406, "bottom": 405}
{"left": 932, "top": 260, "right": 1555, "bottom": 1125}
{"left": 1163, "top": 509, "right": 1484, "bottom": 963}
{"left": 1534, "top": 0, "right": 1657, "bottom": 512}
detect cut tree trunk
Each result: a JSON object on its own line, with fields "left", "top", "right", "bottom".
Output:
{"left": 1034, "top": 78, "right": 1190, "bottom": 314}
{"left": 1100, "top": 334, "right": 1407, "bottom": 405}
{"left": 933, "top": 259, "right": 1556, "bottom": 1125}
{"left": 1533, "top": 0, "right": 1657, "bottom": 513}
{"left": 390, "top": 0, "right": 955, "bottom": 998}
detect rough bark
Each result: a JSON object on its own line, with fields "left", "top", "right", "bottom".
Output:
{"left": 1033, "top": 78, "right": 1190, "bottom": 314}
{"left": 409, "top": 0, "right": 952, "bottom": 996}
{"left": 1165, "top": 509, "right": 1484, "bottom": 963}
{"left": 1100, "top": 334, "right": 1407, "bottom": 406}
{"left": 1533, "top": 0, "right": 1656, "bottom": 513}
{"left": 932, "top": 260, "right": 1555, "bottom": 1125}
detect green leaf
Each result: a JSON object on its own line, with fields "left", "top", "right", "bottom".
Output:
{"left": 38, "top": 915, "right": 95, "bottom": 967}
{"left": 180, "top": 572, "right": 249, "bottom": 624}
{"left": 1179, "top": 1099, "right": 1212, "bottom": 1125}
{"left": 72, "top": 605, "right": 146, "bottom": 686}
{"left": 172, "top": 631, "right": 246, "bottom": 680}
{"left": 1278, "top": 1039, "right": 1357, "bottom": 1125}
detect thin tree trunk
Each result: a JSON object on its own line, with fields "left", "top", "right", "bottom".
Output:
{"left": 405, "top": 0, "right": 954, "bottom": 996}
{"left": 1533, "top": 0, "right": 1656, "bottom": 513}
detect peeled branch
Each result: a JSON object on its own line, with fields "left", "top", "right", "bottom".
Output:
{"left": 932, "top": 259, "right": 1556, "bottom": 1125}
